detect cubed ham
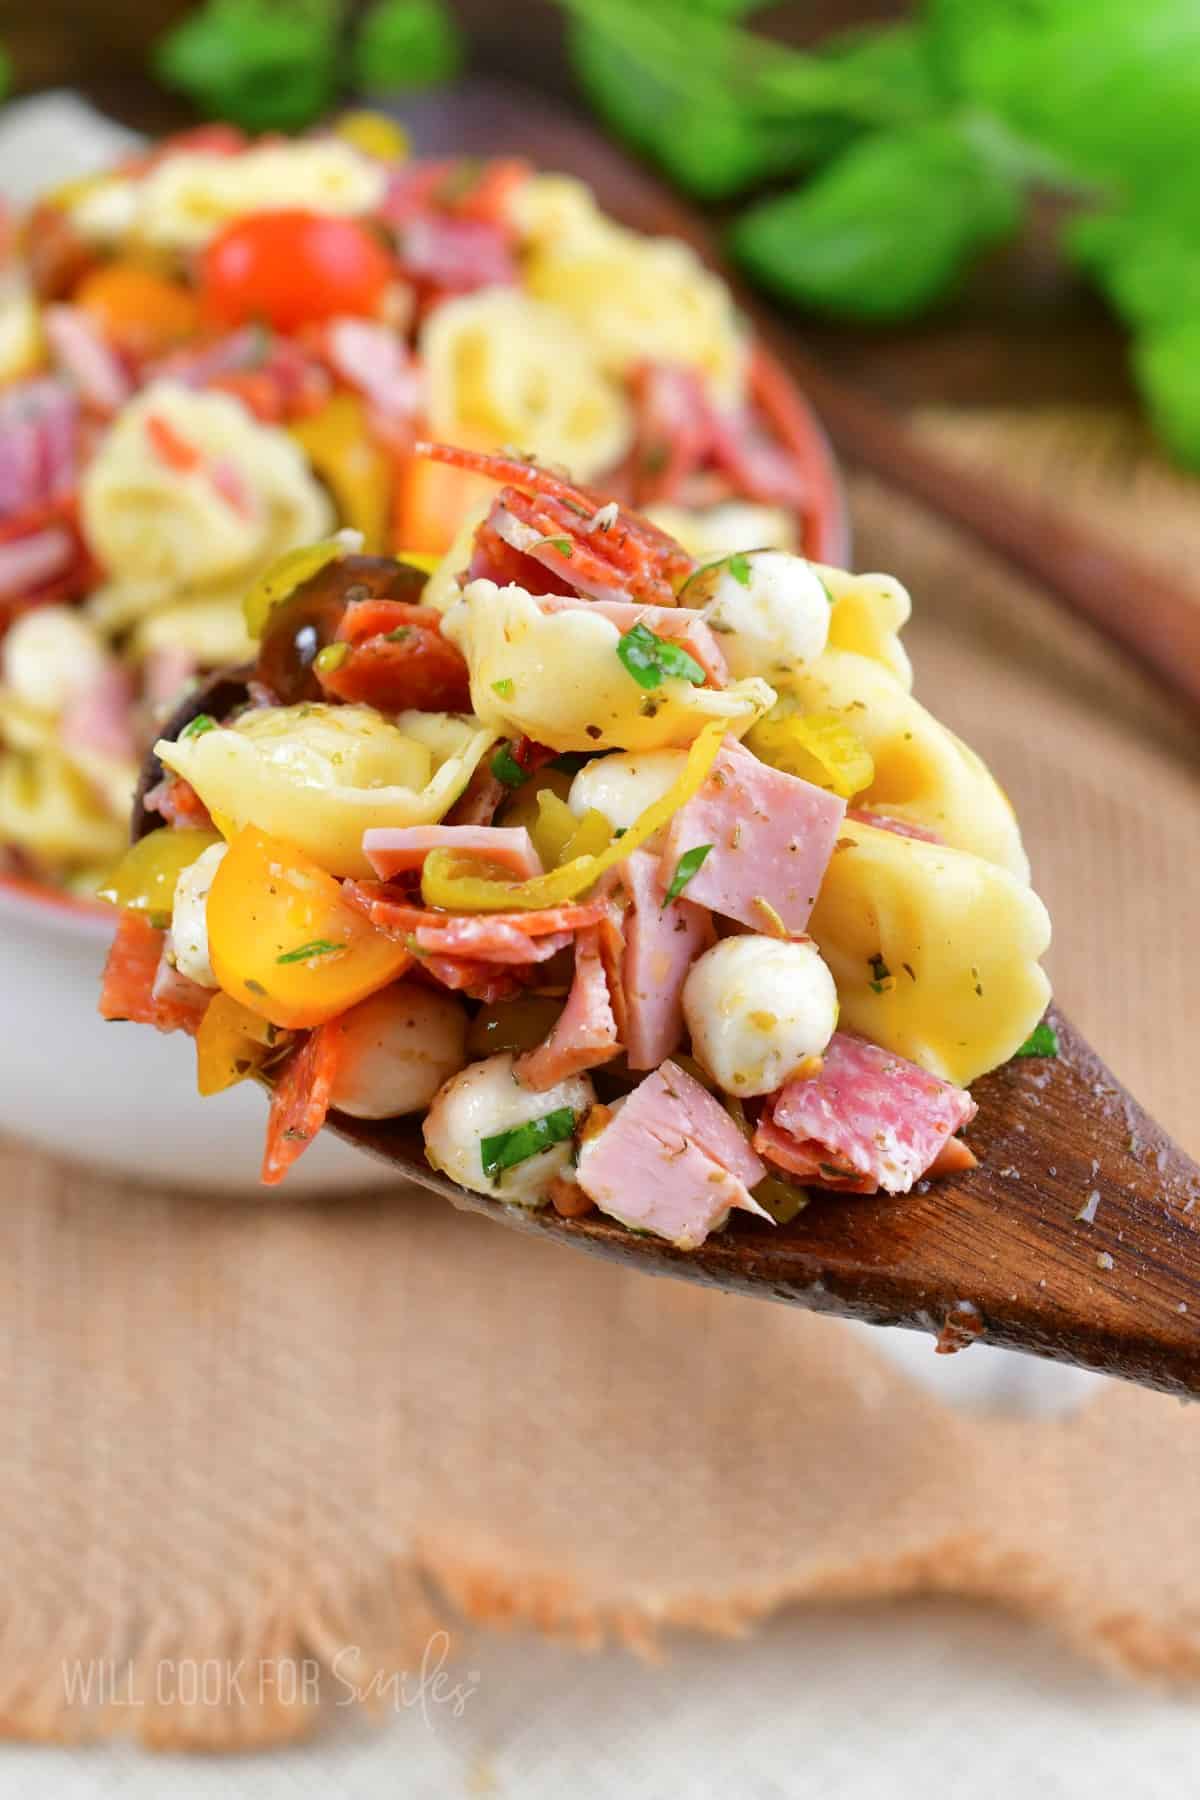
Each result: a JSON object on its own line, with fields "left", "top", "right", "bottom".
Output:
{"left": 323, "top": 317, "right": 423, "bottom": 424}
{"left": 662, "top": 741, "right": 846, "bottom": 936}
{"left": 536, "top": 594, "right": 729, "bottom": 687}
{"left": 363, "top": 824, "right": 543, "bottom": 883}
{"left": 0, "top": 378, "right": 78, "bottom": 517}
{"left": 754, "top": 1032, "right": 978, "bottom": 1196}
{"left": 397, "top": 214, "right": 517, "bottom": 294}
{"left": 43, "top": 306, "right": 132, "bottom": 416}
{"left": 619, "top": 847, "right": 714, "bottom": 1070}
{"left": 577, "top": 1060, "right": 769, "bottom": 1249}
{"left": 516, "top": 925, "right": 621, "bottom": 1091}
{"left": 59, "top": 661, "right": 137, "bottom": 763}
{"left": 0, "top": 525, "right": 75, "bottom": 600}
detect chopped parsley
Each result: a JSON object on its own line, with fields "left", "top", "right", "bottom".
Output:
{"left": 868, "top": 953, "right": 894, "bottom": 994}
{"left": 616, "top": 623, "right": 706, "bottom": 691}
{"left": 480, "top": 1108, "right": 577, "bottom": 1179}
{"left": 1013, "top": 1020, "right": 1059, "bottom": 1059}
{"left": 384, "top": 626, "right": 412, "bottom": 643}
{"left": 727, "top": 551, "right": 752, "bottom": 587}
{"left": 664, "top": 843, "right": 712, "bottom": 903}
{"left": 491, "top": 677, "right": 515, "bottom": 700}
{"left": 534, "top": 536, "right": 573, "bottom": 558}
{"left": 276, "top": 939, "right": 343, "bottom": 965}
{"left": 180, "top": 712, "right": 217, "bottom": 740}
{"left": 490, "top": 741, "right": 528, "bottom": 788}
{"left": 818, "top": 575, "right": 835, "bottom": 606}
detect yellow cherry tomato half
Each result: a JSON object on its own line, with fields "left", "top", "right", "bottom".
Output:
{"left": 195, "top": 992, "right": 281, "bottom": 1096}
{"left": 97, "top": 827, "right": 222, "bottom": 925}
{"left": 207, "top": 825, "right": 410, "bottom": 1029}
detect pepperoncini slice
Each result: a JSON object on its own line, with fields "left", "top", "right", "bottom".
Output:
{"left": 96, "top": 827, "right": 222, "bottom": 925}
{"left": 243, "top": 538, "right": 347, "bottom": 638}
{"left": 195, "top": 992, "right": 281, "bottom": 1096}
{"left": 207, "top": 825, "right": 411, "bottom": 1029}
{"left": 420, "top": 719, "right": 726, "bottom": 911}
{"left": 745, "top": 708, "right": 874, "bottom": 800}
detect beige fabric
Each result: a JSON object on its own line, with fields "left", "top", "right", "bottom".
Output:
{"left": 3, "top": 406, "right": 1200, "bottom": 1749}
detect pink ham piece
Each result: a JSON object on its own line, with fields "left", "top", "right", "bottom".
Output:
{"left": 516, "top": 925, "right": 621, "bottom": 1091}
{"left": 363, "top": 824, "right": 543, "bottom": 882}
{"left": 0, "top": 378, "right": 78, "bottom": 517}
{"left": 0, "top": 525, "right": 75, "bottom": 599}
{"left": 324, "top": 318, "right": 424, "bottom": 426}
{"left": 43, "top": 306, "right": 132, "bottom": 416}
{"left": 754, "top": 1033, "right": 977, "bottom": 1196}
{"left": 536, "top": 594, "right": 729, "bottom": 687}
{"left": 577, "top": 1061, "right": 770, "bottom": 1249}
{"left": 59, "top": 661, "right": 137, "bottom": 762}
{"left": 397, "top": 214, "right": 517, "bottom": 293}
{"left": 619, "top": 847, "right": 714, "bottom": 1069}
{"left": 662, "top": 741, "right": 846, "bottom": 936}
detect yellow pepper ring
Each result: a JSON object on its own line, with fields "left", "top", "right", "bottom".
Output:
{"left": 420, "top": 719, "right": 726, "bottom": 911}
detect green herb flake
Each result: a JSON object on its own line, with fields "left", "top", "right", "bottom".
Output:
{"left": 314, "top": 642, "right": 350, "bottom": 675}
{"left": 491, "top": 677, "right": 515, "bottom": 700}
{"left": 180, "top": 713, "right": 217, "bottom": 740}
{"left": 664, "top": 843, "right": 713, "bottom": 903}
{"left": 727, "top": 551, "right": 752, "bottom": 587}
{"left": 490, "top": 742, "right": 528, "bottom": 788}
{"left": 868, "top": 952, "right": 894, "bottom": 995}
{"left": 384, "top": 626, "right": 412, "bottom": 643}
{"left": 480, "top": 1108, "right": 577, "bottom": 1179}
{"left": 535, "top": 536, "right": 573, "bottom": 558}
{"left": 275, "top": 939, "right": 343, "bottom": 966}
{"left": 1013, "top": 1020, "right": 1060, "bottom": 1060}
{"left": 616, "top": 622, "right": 707, "bottom": 691}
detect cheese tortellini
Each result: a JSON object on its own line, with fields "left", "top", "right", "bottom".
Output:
{"left": 444, "top": 580, "right": 775, "bottom": 753}
{"left": 69, "top": 141, "right": 385, "bottom": 252}
{"left": 419, "top": 290, "right": 633, "bottom": 482}
{"left": 808, "top": 817, "right": 1051, "bottom": 1087}
{"left": 788, "top": 647, "right": 1029, "bottom": 880}
{"left": 820, "top": 566, "right": 913, "bottom": 690}
{"left": 645, "top": 501, "right": 798, "bottom": 561}
{"left": 83, "top": 383, "right": 333, "bottom": 605}
{"left": 524, "top": 219, "right": 748, "bottom": 407}
{"left": 157, "top": 704, "right": 496, "bottom": 878}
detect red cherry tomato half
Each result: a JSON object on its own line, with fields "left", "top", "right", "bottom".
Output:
{"left": 200, "top": 210, "right": 393, "bottom": 333}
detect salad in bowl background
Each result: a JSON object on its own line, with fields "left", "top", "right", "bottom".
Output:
{"left": 0, "top": 115, "right": 846, "bottom": 1190}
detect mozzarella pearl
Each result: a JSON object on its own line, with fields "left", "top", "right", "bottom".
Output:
{"left": 330, "top": 982, "right": 468, "bottom": 1120}
{"left": 1, "top": 605, "right": 108, "bottom": 715}
{"left": 684, "top": 550, "right": 830, "bottom": 683}
{"left": 682, "top": 935, "right": 838, "bottom": 1098}
{"left": 170, "top": 841, "right": 227, "bottom": 988}
{"left": 423, "top": 1052, "right": 594, "bottom": 1206}
{"left": 567, "top": 749, "right": 687, "bottom": 832}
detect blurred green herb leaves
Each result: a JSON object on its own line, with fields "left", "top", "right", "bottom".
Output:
{"left": 562, "top": 0, "right": 1200, "bottom": 471}
{"left": 155, "top": 0, "right": 462, "bottom": 132}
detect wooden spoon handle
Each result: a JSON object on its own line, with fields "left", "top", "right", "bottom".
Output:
{"left": 773, "top": 342, "right": 1200, "bottom": 713}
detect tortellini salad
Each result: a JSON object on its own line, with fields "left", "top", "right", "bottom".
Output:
{"left": 98, "top": 443, "right": 1054, "bottom": 1251}
{"left": 0, "top": 123, "right": 836, "bottom": 896}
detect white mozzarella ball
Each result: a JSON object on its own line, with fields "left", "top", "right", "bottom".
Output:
{"left": 330, "top": 982, "right": 468, "bottom": 1120}
{"left": 567, "top": 749, "right": 687, "bottom": 833}
{"left": 423, "top": 1052, "right": 594, "bottom": 1206}
{"left": 170, "top": 841, "right": 227, "bottom": 988}
{"left": 682, "top": 934, "right": 838, "bottom": 1097}
{"left": 1, "top": 605, "right": 108, "bottom": 715}
{"left": 685, "top": 550, "right": 830, "bottom": 682}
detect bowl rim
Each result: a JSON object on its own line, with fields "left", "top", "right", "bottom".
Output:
{"left": 0, "top": 869, "right": 114, "bottom": 939}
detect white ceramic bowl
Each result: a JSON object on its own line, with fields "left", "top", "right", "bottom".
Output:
{"left": 0, "top": 875, "right": 395, "bottom": 1195}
